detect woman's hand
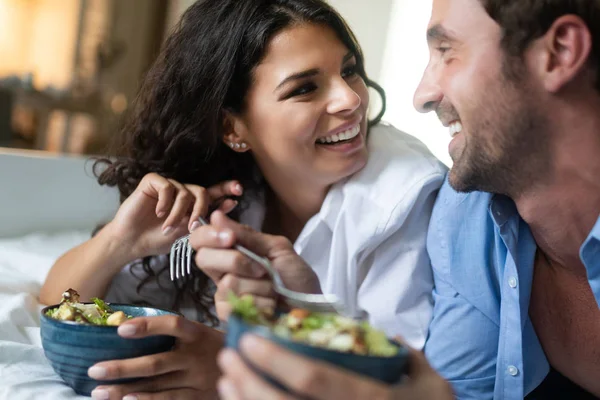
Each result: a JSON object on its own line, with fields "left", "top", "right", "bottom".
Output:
{"left": 88, "top": 316, "right": 223, "bottom": 400}
{"left": 106, "top": 173, "right": 242, "bottom": 259}
{"left": 189, "top": 211, "right": 322, "bottom": 321}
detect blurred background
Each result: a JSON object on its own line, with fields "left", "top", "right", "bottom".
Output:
{"left": 0, "top": 0, "right": 451, "bottom": 165}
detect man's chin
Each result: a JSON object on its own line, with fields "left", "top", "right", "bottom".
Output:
{"left": 448, "top": 165, "right": 479, "bottom": 193}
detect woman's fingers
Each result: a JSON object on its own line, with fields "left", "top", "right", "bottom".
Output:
{"left": 162, "top": 180, "right": 195, "bottom": 233}
{"left": 207, "top": 180, "right": 243, "bottom": 200}
{"left": 91, "top": 371, "right": 190, "bottom": 400}
{"left": 89, "top": 351, "right": 185, "bottom": 380}
{"left": 196, "top": 248, "right": 265, "bottom": 282}
{"left": 216, "top": 274, "right": 275, "bottom": 299}
{"left": 214, "top": 275, "right": 275, "bottom": 321}
{"left": 138, "top": 173, "right": 177, "bottom": 218}
{"left": 186, "top": 181, "right": 242, "bottom": 231}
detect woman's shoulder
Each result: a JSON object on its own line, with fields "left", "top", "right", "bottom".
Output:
{"left": 367, "top": 122, "right": 447, "bottom": 176}
{"left": 341, "top": 122, "right": 447, "bottom": 211}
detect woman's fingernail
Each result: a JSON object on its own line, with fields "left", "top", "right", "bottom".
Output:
{"left": 218, "top": 231, "right": 232, "bottom": 243}
{"left": 162, "top": 226, "right": 173, "bottom": 236}
{"left": 90, "top": 389, "right": 109, "bottom": 400}
{"left": 123, "top": 395, "right": 138, "bottom": 400}
{"left": 88, "top": 366, "right": 107, "bottom": 379}
{"left": 218, "top": 378, "right": 239, "bottom": 400}
{"left": 235, "top": 184, "right": 243, "bottom": 194}
{"left": 157, "top": 211, "right": 166, "bottom": 218}
{"left": 190, "top": 221, "right": 200, "bottom": 231}
{"left": 118, "top": 324, "right": 137, "bottom": 337}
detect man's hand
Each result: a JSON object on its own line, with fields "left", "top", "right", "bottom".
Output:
{"left": 190, "top": 211, "right": 322, "bottom": 320}
{"left": 88, "top": 316, "right": 223, "bottom": 400}
{"left": 216, "top": 335, "right": 454, "bottom": 400}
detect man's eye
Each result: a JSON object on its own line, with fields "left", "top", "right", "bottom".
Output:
{"left": 342, "top": 64, "right": 358, "bottom": 78}
{"left": 437, "top": 46, "right": 451, "bottom": 54}
{"left": 286, "top": 83, "right": 318, "bottom": 98}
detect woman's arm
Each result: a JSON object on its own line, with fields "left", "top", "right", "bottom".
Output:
{"left": 39, "top": 173, "right": 243, "bottom": 304}
{"left": 39, "top": 223, "right": 137, "bottom": 304}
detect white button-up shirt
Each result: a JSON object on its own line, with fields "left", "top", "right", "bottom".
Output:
{"left": 107, "top": 123, "right": 446, "bottom": 349}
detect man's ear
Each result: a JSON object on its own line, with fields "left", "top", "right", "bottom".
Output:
{"left": 537, "top": 15, "right": 593, "bottom": 93}
{"left": 222, "top": 111, "right": 251, "bottom": 152}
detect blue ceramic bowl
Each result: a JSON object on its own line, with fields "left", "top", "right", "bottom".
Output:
{"left": 225, "top": 314, "right": 409, "bottom": 390}
{"left": 40, "top": 304, "right": 178, "bottom": 396}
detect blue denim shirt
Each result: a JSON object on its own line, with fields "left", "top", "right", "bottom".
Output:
{"left": 425, "top": 179, "right": 600, "bottom": 400}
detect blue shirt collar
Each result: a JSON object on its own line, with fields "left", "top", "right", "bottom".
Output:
{"left": 488, "top": 194, "right": 519, "bottom": 227}
{"left": 580, "top": 214, "right": 600, "bottom": 307}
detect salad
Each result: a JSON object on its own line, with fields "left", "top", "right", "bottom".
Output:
{"left": 45, "top": 289, "right": 131, "bottom": 326}
{"left": 229, "top": 294, "right": 399, "bottom": 357}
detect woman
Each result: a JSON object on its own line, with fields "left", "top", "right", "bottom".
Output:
{"left": 40, "top": 0, "right": 446, "bottom": 398}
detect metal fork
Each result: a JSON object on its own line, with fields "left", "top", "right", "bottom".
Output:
{"left": 169, "top": 216, "right": 345, "bottom": 314}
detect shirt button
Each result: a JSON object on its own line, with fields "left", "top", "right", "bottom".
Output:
{"left": 507, "top": 365, "right": 519, "bottom": 376}
{"left": 508, "top": 277, "right": 518, "bottom": 288}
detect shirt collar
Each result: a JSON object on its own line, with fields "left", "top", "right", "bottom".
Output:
{"left": 488, "top": 194, "right": 519, "bottom": 227}
{"left": 579, "top": 215, "right": 600, "bottom": 308}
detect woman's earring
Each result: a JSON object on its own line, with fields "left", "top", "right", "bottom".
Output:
{"left": 228, "top": 141, "right": 249, "bottom": 151}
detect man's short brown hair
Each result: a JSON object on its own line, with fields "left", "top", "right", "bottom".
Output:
{"left": 480, "top": 0, "right": 600, "bottom": 91}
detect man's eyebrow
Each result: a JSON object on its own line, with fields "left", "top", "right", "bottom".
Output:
{"left": 275, "top": 52, "right": 355, "bottom": 91}
{"left": 427, "top": 24, "right": 456, "bottom": 43}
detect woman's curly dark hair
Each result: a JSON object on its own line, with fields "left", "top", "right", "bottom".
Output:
{"left": 93, "top": 0, "right": 386, "bottom": 325}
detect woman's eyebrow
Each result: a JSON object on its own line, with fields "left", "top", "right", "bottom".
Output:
{"left": 275, "top": 52, "right": 356, "bottom": 92}
{"left": 276, "top": 69, "right": 320, "bottom": 91}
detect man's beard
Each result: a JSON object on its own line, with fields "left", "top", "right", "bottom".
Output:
{"left": 449, "top": 61, "right": 549, "bottom": 196}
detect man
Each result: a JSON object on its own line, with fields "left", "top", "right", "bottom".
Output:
{"left": 214, "top": 0, "right": 600, "bottom": 399}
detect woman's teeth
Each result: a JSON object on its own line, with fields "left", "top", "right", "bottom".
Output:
{"left": 317, "top": 124, "right": 361, "bottom": 144}
{"left": 449, "top": 121, "right": 463, "bottom": 138}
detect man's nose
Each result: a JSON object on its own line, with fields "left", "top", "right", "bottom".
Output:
{"left": 413, "top": 67, "right": 443, "bottom": 113}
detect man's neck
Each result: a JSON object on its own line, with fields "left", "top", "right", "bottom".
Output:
{"left": 513, "top": 106, "right": 600, "bottom": 270}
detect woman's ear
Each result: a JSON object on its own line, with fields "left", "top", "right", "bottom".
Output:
{"left": 222, "top": 111, "right": 251, "bottom": 152}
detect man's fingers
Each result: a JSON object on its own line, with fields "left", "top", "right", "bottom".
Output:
{"left": 89, "top": 351, "right": 184, "bottom": 381}
{"left": 116, "top": 316, "right": 210, "bottom": 343}
{"left": 238, "top": 335, "right": 390, "bottom": 400}
{"left": 218, "top": 349, "right": 295, "bottom": 400}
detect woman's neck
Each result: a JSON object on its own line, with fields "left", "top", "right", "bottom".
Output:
{"left": 262, "top": 181, "right": 329, "bottom": 243}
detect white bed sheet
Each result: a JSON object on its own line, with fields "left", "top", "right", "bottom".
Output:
{"left": 0, "top": 231, "right": 92, "bottom": 400}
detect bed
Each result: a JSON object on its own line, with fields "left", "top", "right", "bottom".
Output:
{"left": 0, "top": 148, "right": 119, "bottom": 399}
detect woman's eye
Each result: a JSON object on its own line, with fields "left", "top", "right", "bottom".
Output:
{"left": 437, "top": 46, "right": 451, "bottom": 55}
{"left": 342, "top": 64, "right": 358, "bottom": 78}
{"left": 286, "top": 83, "right": 317, "bottom": 98}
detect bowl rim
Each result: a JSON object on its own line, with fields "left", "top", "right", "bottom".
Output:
{"left": 227, "top": 313, "right": 410, "bottom": 361}
{"left": 41, "top": 302, "right": 181, "bottom": 329}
